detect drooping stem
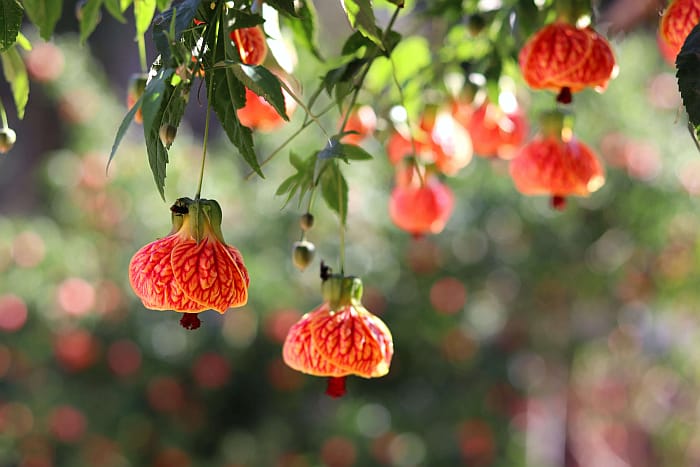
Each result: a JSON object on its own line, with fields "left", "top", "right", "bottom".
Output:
{"left": 337, "top": 162, "right": 346, "bottom": 275}
{"left": 0, "top": 97, "right": 8, "bottom": 129}
{"left": 326, "top": 376, "right": 346, "bottom": 398}
{"left": 137, "top": 35, "right": 148, "bottom": 74}
{"left": 196, "top": 76, "right": 215, "bottom": 199}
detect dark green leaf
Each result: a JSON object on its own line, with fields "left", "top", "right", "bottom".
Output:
{"left": 79, "top": 0, "right": 103, "bottom": 43}
{"left": 341, "top": 0, "right": 382, "bottom": 48}
{"left": 385, "top": 0, "right": 404, "bottom": 6}
{"left": 152, "top": 0, "right": 201, "bottom": 61}
{"left": 108, "top": 95, "right": 141, "bottom": 170}
{"left": 0, "top": 0, "right": 23, "bottom": 51}
{"left": 322, "top": 58, "right": 366, "bottom": 97}
{"left": 22, "top": 0, "right": 61, "bottom": 40}
{"left": 341, "top": 30, "right": 373, "bottom": 56}
{"left": 134, "top": 0, "right": 156, "bottom": 36}
{"left": 0, "top": 45, "right": 28, "bottom": 119}
{"left": 276, "top": 151, "right": 316, "bottom": 207}
{"left": 156, "top": 0, "right": 168, "bottom": 10}
{"left": 677, "top": 24, "right": 700, "bottom": 134}
{"left": 209, "top": 67, "right": 262, "bottom": 176}
{"left": 141, "top": 68, "right": 172, "bottom": 137}
{"left": 229, "top": 63, "right": 288, "bottom": 121}
{"left": 283, "top": 0, "right": 322, "bottom": 60}
{"left": 265, "top": 0, "right": 295, "bottom": 16}
{"left": 320, "top": 161, "right": 348, "bottom": 224}
{"left": 229, "top": 9, "right": 264, "bottom": 29}
{"left": 275, "top": 174, "right": 299, "bottom": 196}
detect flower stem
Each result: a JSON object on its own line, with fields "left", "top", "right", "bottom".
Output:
{"left": 0, "top": 98, "right": 8, "bottom": 129}
{"left": 337, "top": 163, "right": 345, "bottom": 275}
{"left": 137, "top": 35, "right": 147, "bottom": 74}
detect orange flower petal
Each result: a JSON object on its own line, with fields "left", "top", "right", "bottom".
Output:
{"left": 282, "top": 305, "right": 347, "bottom": 377}
{"left": 128, "top": 235, "right": 206, "bottom": 312}
{"left": 170, "top": 236, "right": 248, "bottom": 313}
{"left": 310, "top": 305, "right": 393, "bottom": 378}
{"left": 660, "top": 0, "right": 700, "bottom": 59}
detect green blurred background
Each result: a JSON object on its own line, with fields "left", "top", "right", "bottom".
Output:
{"left": 2, "top": 2, "right": 700, "bottom": 467}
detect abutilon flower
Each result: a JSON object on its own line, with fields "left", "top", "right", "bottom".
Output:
{"left": 509, "top": 113, "right": 605, "bottom": 210}
{"left": 282, "top": 274, "right": 393, "bottom": 398}
{"left": 463, "top": 100, "right": 529, "bottom": 159}
{"left": 129, "top": 197, "right": 249, "bottom": 330}
{"left": 519, "top": 22, "right": 616, "bottom": 103}
{"left": 660, "top": 0, "right": 700, "bottom": 62}
{"left": 389, "top": 164, "right": 455, "bottom": 236}
{"left": 230, "top": 26, "right": 268, "bottom": 66}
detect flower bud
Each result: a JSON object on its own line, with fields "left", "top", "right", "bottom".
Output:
{"left": 0, "top": 128, "right": 17, "bottom": 153}
{"left": 292, "top": 240, "right": 315, "bottom": 271}
{"left": 159, "top": 124, "right": 177, "bottom": 149}
{"left": 299, "top": 213, "right": 314, "bottom": 231}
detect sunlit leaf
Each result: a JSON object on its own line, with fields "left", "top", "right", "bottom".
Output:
{"left": 134, "top": 0, "right": 156, "bottom": 36}
{"left": 341, "top": 0, "right": 382, "bottom": 48}
{"left": 23, "top": 0, "right": 62, "bottom": 40}
{"left": 0, "top": 45, "right": 28, "bottom": 119}
{"left": 79, "top": 0, "right": 103, "bottom": 43}
{"left": 230, "top": 63, "right": 288, "bottom": 120}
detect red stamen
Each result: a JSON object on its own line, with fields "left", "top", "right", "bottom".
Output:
{"left": 326, "top": 377, "right": 347, "bottom": 398}
{"left": 551, "top": 195, "right": 567, "bottom": 211}
{"left": 556, "top": 87, "right": 572, "bottom": 104}
{"left": 179, "top": 313, "right": 201, "bottom": 330}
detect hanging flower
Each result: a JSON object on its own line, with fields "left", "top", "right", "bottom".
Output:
{"left": 659, "top": 0, "right": 700, "bottom": 62}
{"left": 282, "top": 274, "right": 393, "bottom": 397}
{"left": 386, "top": 108, "right": 472, "bottom": 176}
{"left": 389, "top": 164, "right": 455, "bottom": 236}
{"left": 230, "top": 26, "right": 268, "bottom": 66}
{"left": 509, "top": 112, "right": 605, "bottom": 210}
{"left": 464, "top": 100, "right": 529, "bottom": 159}
{"left": 237, "top": 85, "right": 296, "bottom": 132}
{"left": 340, "top": 105, "right": 377, "bottom": 145}
{"left": 519, "top": 22, "right": 616, "bottom": 103}
{"left": 126, "top": 73, "right": 148, "bottom": 124}
{"left": 129, "top": 197, "right": 249, "bottom": 330}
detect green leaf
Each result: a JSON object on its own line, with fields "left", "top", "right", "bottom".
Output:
{"left": 229, "top": 63, "right": 288, "bottom": 121}
{"left": 276, "top": 151, "right": 316, "bottom": 207}
{"left": 229, "top": 9, "right": 264, "bottom": 29}
{"left": 209, "top": 67, "right": 263, "bottom": 176}
{"left": 265, "top": 0, "right": 295, "bottom": 16}
{"left": 14, "top": 32, "right": 30, "bottom": 50}
{"left": 341, "top": 0, "right": 383, "bottom": 49}
{"left": 120, "top": 0, "right": 132, "bottom": 11}
{"left": 22, "top": 0, "right": 61, "bottom": 40}
{"left": 320, "top": 161, "right": 348, "bottom": 224}
{"left": 79, "top": 0, "right": 103, "bottom": 43}
{"left": 141, "top": 68, "right": 171, "bottom": 137}
{"left": 103, "top": 0, "right": 127, "bottom": 22}
{"left": 0, "top": 0, "right": 23, "bottom": 51}
{"left": 677, "top": 24, "right": 700, "bottom": 134}
{"left": 134, "top": 0, "right": 156, "bottom": 36}
{"left": 339, "top": 143, "right": 373, "bottom": 161}
{"left": 0, "top": 45, "right": 28, "bottom": 119}
{"left": 283, "top": 0, "right": 322, "bottom": 60}
{"left": 108, "top": 94, "right": 141, "bottom": 170}
{"left": 155, "top": 0, "right": 168, "bottom": 10}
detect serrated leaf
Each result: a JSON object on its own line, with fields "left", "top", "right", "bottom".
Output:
{"left": 677, "top": 24, "right": 700, "bottom": 132}
{"left": 320, "top": 161, "right": 348, "bottom": 224}
{"left": 134, "top": 0, "right": 156, "bottom": 36}
{"left": 283, "top": 0, "right": 322, "bottom": 60}
{"left": 229, "top": 9, "right": 265, "bottom": 29}
{"left": 275, "top": 174, "right": 299, "bottom": 196}
{"left": 103, "top": 0, "right": 127, "bottom": 22}
{"left": 209, "top": 67, "right": 263, "bottom": 176}
{"left": 140, "top": 68, "right": 172, "bottom": 137}
{"left": 0, "top": 45, "right": 28, "bottom": 119}
{"left": 151, "top": 0, "right": 200, "bottom": 61}
{"left": 229, "top": 63, "right": 288, "bottom": 120}
{"left": 341, "top": 0, "right": 382, "bottom": 49}
{"left": 265, "top": 0, "right": 295, "bottom": 16}
{"left": 22, "top": 0, "right": 61, "bottom": 40}
{"left": 79, "top": 0, "right": 103, "bottom": 43}
{"left": 0, "top": 0, "right": 23, "bottom": 51}
{"left": 108, "top": 95, "right": 141, "bottom": 170}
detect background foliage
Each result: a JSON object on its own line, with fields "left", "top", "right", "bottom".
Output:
{"left": 1, "top": 1, "right": 700, "bottom": 466}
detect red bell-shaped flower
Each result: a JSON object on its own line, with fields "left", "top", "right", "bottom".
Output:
{"left": 340, "top": 105, "right": 377, "bottom": 145}
{"left": 464, "top": 100, "right": 528, "bottom": 159}
{"left": 237, "top": 85, "right": 296, "bottom": 132}
{"left": 389, "top": 165, "right": 455, "bottom": 235}
{"left": 659, "top": 0, "right": 700, "bottom": 62}
{"left": 509, "top": 117, "right": 605, "bottom": 210}
{"left": 129, "top": 198, "right": 249, "bottom": 329}
{"left": 386, "top": 108, "right": 472, "bottom": 176}
{"left": 230, "top": 26, "right": 268, "bottom": 66}
{"left": 519, "top": 22, "right": 616, "bottom": 103}
{"left": 282, "top": 275, "right": 393, "bottom": 397}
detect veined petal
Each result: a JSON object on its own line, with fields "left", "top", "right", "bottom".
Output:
{"left": 128, "top": 235, "right": 206, "bottom": 312}
{"left": 310, "top": 305, "right": 393, "bottom": 378}
{"left": 170, "top": 236, "right": 249, "bottom": 313}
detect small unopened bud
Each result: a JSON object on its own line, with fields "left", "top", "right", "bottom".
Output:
{"left": 300, "top": 213, "right": 314, "bottom": 231}
{"left": 292, "top": 240, "right": 315, "bottom": 271}
{"left": 159, "top": 124, "right": 177, "bottom": 148}
{"left": 0, "top": 128, "right": 17, "bottom": 153}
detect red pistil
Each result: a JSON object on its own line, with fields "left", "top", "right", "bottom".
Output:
{"left": 326, "top": 377, "right": 347, "bottom": 398}
{"left": 556, "top": 87, "right": 572, "bottom": 104}
{"left": 180, "top": 313, "right": 201, "bottom": 330}
{"left": 551, "top": 195, "right": 567, "bottom": 211}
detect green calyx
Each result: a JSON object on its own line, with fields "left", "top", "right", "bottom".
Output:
{"left": 539, "top": 109, "right": 569, "bottom": 140}
{"left": 321, "top": 275, "right": 363, "bottom": 310}
{"left": 169, "top": 197, "right": 225, "bottom": 243}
